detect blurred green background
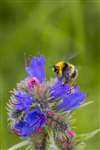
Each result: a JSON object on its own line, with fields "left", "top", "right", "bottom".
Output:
{"left": 0, "top": 0, "right": 100, "bottom": 149}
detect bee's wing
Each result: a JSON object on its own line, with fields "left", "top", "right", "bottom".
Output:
{"left": 66, "top": 51, "right": 80, "bottom": 62}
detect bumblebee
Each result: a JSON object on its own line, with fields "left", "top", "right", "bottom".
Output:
{"left": 53, "top": 61, "right": 78, "bottom": 84}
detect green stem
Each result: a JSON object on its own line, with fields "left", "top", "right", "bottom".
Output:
{"left": 8, "top": 140, "right": 29, "bottom": 150}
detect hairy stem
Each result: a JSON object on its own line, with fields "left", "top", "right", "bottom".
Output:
{"left": 8, "top": 140, "right": 29, "bottom": 150}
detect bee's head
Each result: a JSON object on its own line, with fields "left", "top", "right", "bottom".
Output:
{"left": 53, "top": 61, "right": 68, "bottom": 76}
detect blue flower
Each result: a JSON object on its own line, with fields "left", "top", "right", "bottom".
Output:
{"left": 50, "top": 80, "right": 71, "bottom": 99}
{"left": 14, "top": 121, "right": 33, "bottom": 137}
{"left": 57, "top": 92, "right": 86, "bottom": 111}
{"left": 8, "top": 54, "right": 87, "bottom": 140}
{"left": 25, "top": 108, "right": 46, "bottom": 128}
{"left": 50, "top": 80, "right": 86, "bottom": 111}
{"left": 25, "top": 55, "right": 46, "bottom": 83}
{"left": 14, "top": 92, "right": 35, "bottom": 111}
{"left": 13, "top": 108, "right": 46, "bottom": 138}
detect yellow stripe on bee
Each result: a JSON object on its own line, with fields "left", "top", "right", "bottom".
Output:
{"left": 56, "top": 61, "right": 65, "bottom": 66}
{"left": 56, "top": 61, "right": 64, "bottom": 76}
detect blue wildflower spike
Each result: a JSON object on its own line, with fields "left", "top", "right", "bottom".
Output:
{"left": 8, "top": 54, "right": 91, "bottom": 150}
{"left": 25, "top": 55, "right": 46, "bottom": 82}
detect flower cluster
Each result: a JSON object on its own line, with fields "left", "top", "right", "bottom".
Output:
{"left": 8, "top": 55, "right": 86, "bottom": 150}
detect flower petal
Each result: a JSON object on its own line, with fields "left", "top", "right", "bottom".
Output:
{"left": 57, "top": 92, "right": 86, "bottom": 111}
{"left": 25, "top": 108, "right": 46, "bottom": 129}
{"left": 13, "top": 108, "right": 46, "bottom": 137}
{"left": 14, "top": 121, "right": 33, "bottom": 137}
{"left": 50, "top": 80, "right": 71, "bottom": 99}
{"left": 25, "top": 55, "right": 46, "bottom": 82}
{"left": 15, "top": 92, "right": 35, "bottom": 111}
